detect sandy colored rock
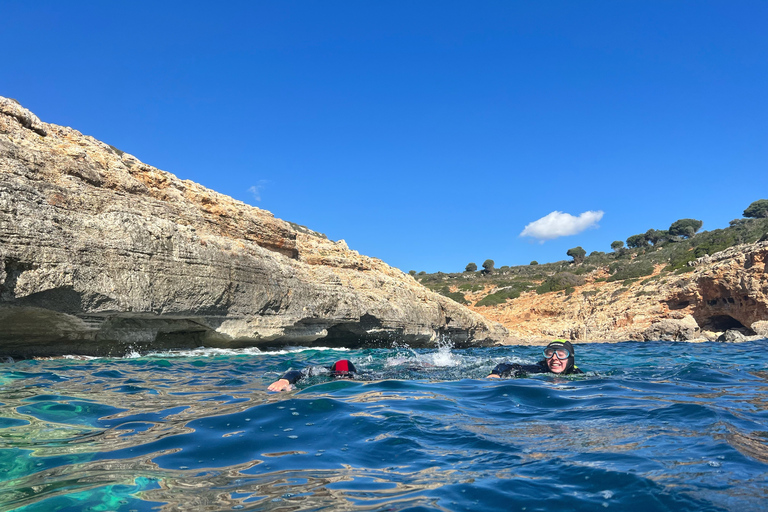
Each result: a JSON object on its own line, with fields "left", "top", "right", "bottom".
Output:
{"left": 471, "top": 242, "right": 768, "bottom": 344}
{"left": 0, "top": 96, "right": 507, "bottom": 357}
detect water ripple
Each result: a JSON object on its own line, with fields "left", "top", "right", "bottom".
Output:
{"left": 1, "top": 340, "right": 767, "bottom": 511}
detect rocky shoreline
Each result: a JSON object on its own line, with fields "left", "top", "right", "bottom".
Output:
{"left": 0, "top": 96, "right": 507, "bottom": 358}
{"left": 3, "top": 96, "right": 765, "bottom": 358}
{"left": 470, "top": 241, "right": 768, "bottom": 344}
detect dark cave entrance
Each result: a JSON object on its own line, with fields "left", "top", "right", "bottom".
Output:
{"left": 700, "top": 314, "right": 749, "bottom": 332}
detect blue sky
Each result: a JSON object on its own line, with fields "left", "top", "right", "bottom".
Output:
{"left": 2, "top": 1, "right": 766, "bottom": 273}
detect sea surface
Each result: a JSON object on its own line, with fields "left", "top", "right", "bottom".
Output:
{"left": 1, "top": 339, "right": 767, "bottom": 512}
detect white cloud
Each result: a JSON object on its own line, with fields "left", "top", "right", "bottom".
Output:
{"left": 248, "top": 181, "right": 268, "bottom": 202}
{"left": 520, "top": 210, "right": 604, "bottom": 241}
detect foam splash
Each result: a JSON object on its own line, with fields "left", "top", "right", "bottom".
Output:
{"left": 384, "top": 338, "right": 461, "bottom": 369}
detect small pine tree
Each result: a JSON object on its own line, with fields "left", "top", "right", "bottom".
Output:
{"left": 644, "top": 229, "right": 668, "bottom": 246}
{"left": 669, "top": 219, "right": 703, "bottom": 238}
{"left": 566, "top": 247, "right": 586, "bottom": 264}
{"left": 626, "top": 234, "right": 649, "bottom": 248}
{"left": 465, "top": 262, "right": 477, "bottom": 273}
{"left": 744, "top": 199, "right": 768, "bottom": 219}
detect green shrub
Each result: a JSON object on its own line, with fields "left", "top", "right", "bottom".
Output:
{"left": 607, "top": 262, "right": 655, "bottom": 282}
{"left": 692, "top": 230, "right": 736, "bottom": 258}
{"left": 536, "top": 272, "right": 586, "bottom": 294}
{"left": 572, "top": 265, "right": 595, "bottom": 276}
{"left": 475, "top": 281, "right": 533, "bottom": 306}
{"left": 445, "top": 291, "right": 468, "bottom": 304}
{"left": 664, "top": 251, "right": 697, "bottom": 272}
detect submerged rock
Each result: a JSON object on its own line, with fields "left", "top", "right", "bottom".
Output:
{"left": 0, "top": 96, "right": 507, "bottom": 357}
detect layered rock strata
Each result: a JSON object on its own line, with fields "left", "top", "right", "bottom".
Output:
{"left": 0, "top": 97, "right": 508, "bottom": 357}
{"left": 472, "top": 242, "right": 768, "bottom": 343}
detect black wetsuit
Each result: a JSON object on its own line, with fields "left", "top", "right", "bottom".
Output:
{"left": 490, "top": 360, "right": 583, "bottom": 378}
{"left": 278, "top": 366, "right": 336, "bottom": 385}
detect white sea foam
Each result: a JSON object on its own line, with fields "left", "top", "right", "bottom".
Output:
{"left": 138, "top": 345, "right": 349, "bottom": 359}
{"left": 383, "top": 338, "right": 463, "bottom": 368}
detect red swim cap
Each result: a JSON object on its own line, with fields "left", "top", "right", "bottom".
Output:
{"left": 331, "top": 359, "right": 357, "bottom": 376}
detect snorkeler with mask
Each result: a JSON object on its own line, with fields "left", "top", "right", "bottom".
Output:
{"left": 487, "top": 339, "right": 583, "bottom": 378}
{"left": 267, "top": 359, "right": 357, "bottom": 391}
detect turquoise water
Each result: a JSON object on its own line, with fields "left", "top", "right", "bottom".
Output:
{"left": 1, "top": 340, "right": 767, "bottom": 511}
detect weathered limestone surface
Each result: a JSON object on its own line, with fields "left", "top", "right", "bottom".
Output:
{"left": 474, "top": 241, "right": 768, "bottom": 343}
{"left": 0, "top": 97, "right": 508, "bottom": 357}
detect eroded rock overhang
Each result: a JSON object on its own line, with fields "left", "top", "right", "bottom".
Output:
{"left": 0, "top": 96, "right": 508, "bottom": 357}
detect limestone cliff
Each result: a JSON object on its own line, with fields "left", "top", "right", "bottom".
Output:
{"left": 0, "top": 96, "right": 508, "bottom": 357}
{"left": 468, "top": 242, "right": 768, "bottom": 343}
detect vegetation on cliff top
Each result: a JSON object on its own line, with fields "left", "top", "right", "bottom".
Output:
{"left": 414, "top": 201, "right": 768, "bottom": 306}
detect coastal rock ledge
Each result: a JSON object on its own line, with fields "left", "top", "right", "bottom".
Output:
{"left": 0, "top": 97, "right": 507, "bottom": 357}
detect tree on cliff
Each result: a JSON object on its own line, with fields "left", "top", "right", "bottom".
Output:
{"left": 626, "top": 234, "right": 648, "bottom": 248}
{"left": 567, "top": 246, "right": 586, "bottom": 264}
{"left": 481, "top": 259, "right": 495, "bottom": 274}
{"left": 465, "top": 262, "right": 477, "bottom": 273}
{"left": 669, "top": 218, "right": 703, "bottom": 238}
{"left": 644, "top": 229, "right": 668, "bottom": 246}
{"left": 744, "top": 199, "right": 768, "bottom": 219}
{"left": 611, "top": 240, "right": 624, "bottom": 252}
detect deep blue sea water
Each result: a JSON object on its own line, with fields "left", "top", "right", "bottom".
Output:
{"left": 1, "top": 339, "right": 768, "bottom": 511}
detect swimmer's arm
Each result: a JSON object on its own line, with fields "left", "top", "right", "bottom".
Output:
{"left": 487, "top": 362, "right": 544, "bottom": 378}
{"left": 268, "top": 378, "right": 292, "bottom": 392}
{"left": 267, "top": 369, "right": 304, "bottom": 392}
{"left": 487, "top": 362, "right": 523, "bottom": 378}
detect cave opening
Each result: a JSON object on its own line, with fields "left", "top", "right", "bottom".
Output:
{"left": 700, "top": 314, "right": 747, "bottom": 332}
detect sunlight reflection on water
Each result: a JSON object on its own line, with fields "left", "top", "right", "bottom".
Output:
{"left": 1, "top": 340, "right": 767, "bottom": 511}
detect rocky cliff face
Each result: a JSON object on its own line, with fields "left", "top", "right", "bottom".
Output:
{"left": 470, "top": 242, "right": 768, "bottom": 343}
{"left": 0, "top": 97, "right": 508, "bottom": 357}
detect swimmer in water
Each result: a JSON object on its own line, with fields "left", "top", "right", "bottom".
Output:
{"left": 268, "top": 359, "right": 357, "bottom": 391}
{"left": 488, "top": 339, "right": 583, "bottom": 378}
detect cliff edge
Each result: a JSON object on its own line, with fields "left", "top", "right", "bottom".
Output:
{"left": 0, "top": 96, "right": 508, "bottom": 357}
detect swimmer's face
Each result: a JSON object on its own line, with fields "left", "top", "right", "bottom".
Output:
{"left": 333, "top": 372, "right": 354, "bottom": 380}
{"left": 546, "top": 356, "right": 568, "bottom": 374}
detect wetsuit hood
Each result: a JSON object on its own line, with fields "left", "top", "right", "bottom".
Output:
{"left": 546, "top": 339, "right": 576, "bottom": 374}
